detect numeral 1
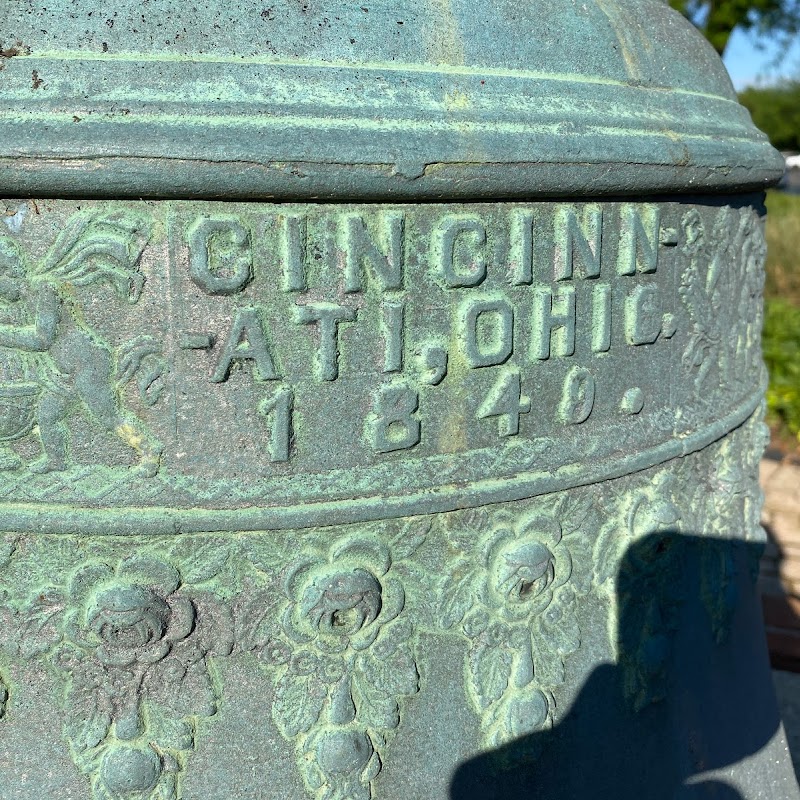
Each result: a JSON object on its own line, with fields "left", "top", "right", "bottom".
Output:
{"left": 259, "top": 387, "right": 293, "bottom": 462}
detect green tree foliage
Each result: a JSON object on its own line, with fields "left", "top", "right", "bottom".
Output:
{"left": 762, "top": 193, "right": 800, "bottom": 443}
{"left": 669, "top": 0, "right": 800, "bottom": 55}
{"left": 739, "top": 82, "right": 800, "bottom": 150}
{"left": 763, "top": 298, "right": 800, "bottom": 439}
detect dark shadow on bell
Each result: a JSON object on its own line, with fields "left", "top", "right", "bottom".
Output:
{"left": 450, "top": 531, "right": 783, "bottom": 800}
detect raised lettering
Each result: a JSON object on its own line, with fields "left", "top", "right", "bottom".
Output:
{"left": 342, "top": 212, "right": 405, "bottom": 293}
{"left": 211, "top": 307, "right": 278, "bottom": 383}
{"left": 187, "top": 216, "right": 253, "bottom": 296}
{"left": 509, "top": 209, "right": 534, "bottom": 285}
{"left": 560, "top": 366, "right": 595, "bottom": 424}
{"left": 461, "top": 297, "right": 514, "bottom": 368}
{"left": 416, "top": 342, "right": 448, "bottom": 386}
{"left": 625, "top": 284, "right": 662, "bottom": 345}
{"left": 554, "top": 206, "right": 602, "bottom": 281}
{"left": 367, "top": 384, "right": 421, "bottom": 452}
{"left": 592, "top": 283, "right": 612, "bottom": 353}
{"left": 180, "top": 332, "right": 214, "bottom": 350}
{"left": 434, "top": 216, "right": 488, "bottom": 288}
{"left": 259, "top": 387, "right": 293, "bottom": 461}
{"left": 382, "top": 301, "right": 405, "bottom": 373}
{"left": 620, "top": 386, "right": 644, "bottom": 415}
{"left": 281, "top": 214, "right": 308, "bottom": 292}
{"left": 295, "top": 302, "right": 357, "bottom": 381}
{"left": 531, "top": 286, "right": 576, "bottom": 360}
{"left": 477, "top": 369, "right": 531, "bottom": 436}
{"left": 617, "top": 204, "right": 659, "bottom": 276}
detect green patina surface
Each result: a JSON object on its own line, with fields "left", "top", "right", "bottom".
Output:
{"left": 0, "top": 0, "right": 784, "bottom": 198}
{"left": 0, "top": 2, "right": 793, "bottom": 799}
{"left": 0, "top": 198, "right": 772, "bottom": 534}
{"left": 0, "top": 193, "right": 790, "bottom": 800}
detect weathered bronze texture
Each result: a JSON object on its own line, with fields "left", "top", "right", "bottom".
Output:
{"left": 0, "top": 2, "right": 793, "bottom": 799}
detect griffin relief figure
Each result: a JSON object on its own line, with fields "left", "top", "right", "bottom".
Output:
{"left": 679, "top": 206, "right": 766, "bottom": 395}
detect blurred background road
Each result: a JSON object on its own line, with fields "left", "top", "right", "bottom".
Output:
{"left": 761, "top": 457, "right": 800, "bottom": 779}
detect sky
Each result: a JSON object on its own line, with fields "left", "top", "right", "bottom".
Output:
{"left": 723, "top": 29, "right": 800, "bottom": 89}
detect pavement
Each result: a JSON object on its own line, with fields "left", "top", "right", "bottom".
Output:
{"left": 774, "top": 669, "right": 800, "bottom": 778}
{"left": 760, "top": 458, "right": 800, "bottom": 670}
{"left": 760, "top": 457, "right": 800, "bottom": 778}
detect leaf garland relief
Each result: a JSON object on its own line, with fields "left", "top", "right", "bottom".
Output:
{"left": 440, "top": 500, "right": 595, "bottom": 747}
{"left": 245, "top": 525, "right": 428, "bottom": 800}
{"left": 0, "top": 441, "right": 764, "bottom": 798}
{"left": 3, "top": 555, "right": 232, "bottom": 800}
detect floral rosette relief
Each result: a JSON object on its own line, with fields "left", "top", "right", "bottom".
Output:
{"left": 593, "top": 473, "right": 682, "bottom": 710}
{"left": 679, "top": 416, "right": 767, "bottom": 636}
{"left": 593, "top": 468, "right": 742, "bottom": 714}
{"left": 439, "top": 499, "right": 593, "bottom": 748}
{"left": 701, "top": 413, "right": 768, "bottom": 547}
{"left": 593, "top": 440, "right": 764, "bottom": 717}
{"left": 239, "top": 522, "right": 429, "bottom": 800}
{"left": 2, "top": 554, "right": 233, "bottom": 800}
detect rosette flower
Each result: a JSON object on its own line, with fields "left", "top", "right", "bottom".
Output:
{"left": 470, "top": 514, "right": 579, "bottom": 692}
{"left": 281, "top": 537, "right": 404, "bottom": 655}
{"left": 592, "top": 476, "right": 683, "bottom": 710}
{"left": 64, "top": 556, "right": 194, "bottom": 668}
{"left": 594, "top": 476, "right": 681, "bottom": 592}
{"left": 442, "top": 509, "right": 586, "bottom": 744}
{"left": 480, "top": 515, "right": 571, "bottom": 624}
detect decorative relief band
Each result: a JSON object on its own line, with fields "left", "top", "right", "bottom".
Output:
{"left": 0, "top": 410, "right": 768, "bottom": 798}
{"left": 0, "top": 198, "right": 765, "bottom": 533}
